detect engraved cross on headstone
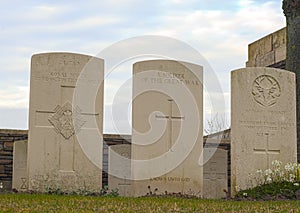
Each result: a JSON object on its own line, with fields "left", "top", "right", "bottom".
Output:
{"left": 155, "top": 99, "right": 185, "bottom": 151}
{"left": 253, "top": 132, "right": 280, "bottom": 167}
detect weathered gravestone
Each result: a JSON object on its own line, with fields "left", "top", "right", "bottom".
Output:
{"left": 27, "top": 52, "right": 104, "bottom": 192}
{"left": 108, "top": 144, "right": 131, "bottom": 196}
{"left": 203, "top": 147, "right": 228, "bottom": 199}
{"left": 231, "top": 67, "right": 297, "bottom": 195}
{"left": 131, "top": 60, "right": 203, "bottom": 197}
{"left": 12, "top": 140, "right": 28, "bottom": 191}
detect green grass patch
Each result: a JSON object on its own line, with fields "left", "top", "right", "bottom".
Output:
{"left": 236, "top": 181, "right": 300, "bottom": 200}
{"left": 0, "top": 194, "right": 299, "bottom": 212}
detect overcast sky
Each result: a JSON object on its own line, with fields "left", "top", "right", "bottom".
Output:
{"left": 0, "top": 0, "right": 285, "bottom": 133}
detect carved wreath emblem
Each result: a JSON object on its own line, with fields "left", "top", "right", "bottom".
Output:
{"left": 48, "top": 102, "right": 85, "bottom": 139}
{"left": 252, "top": 75, "right": 281, "bottom": 107}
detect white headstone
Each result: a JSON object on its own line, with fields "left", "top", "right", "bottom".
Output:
{"left": 27, "top": 52, "right": 104, "bottom": 192}
{"left": 131, "top": 60, "right": 203, "bottom": 197}
{"left": 12, "top": 140, "right": 28, "bottom": 191}
{"left": 203, "top": 148, "right": 228, "bottom": 199}
{"left": 231, "top": 67, "right": 297, "bottom": 195}
{"left": 108, "top": 144, "right": 131, "bottom": 197}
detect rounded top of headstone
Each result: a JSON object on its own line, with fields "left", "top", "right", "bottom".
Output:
{"left": 31, "top": 52, "right": 104, "bottom": 62}
{"left": 231, "top": 67, "right": 295, "bottom": 109}
{"left": 133, "top": 59, "right": 203, "bottom": 69}
{"left": 231, "top": 67, "right": 295, "bottom": 76}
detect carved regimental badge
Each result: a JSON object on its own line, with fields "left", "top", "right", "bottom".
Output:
{"left": 252, "top": 75, "right": 281, "bottom": 107}
{"left": 48, "top": 102, "right": 86, "bottom": 139}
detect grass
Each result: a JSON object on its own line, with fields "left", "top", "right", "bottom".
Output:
{"left": 236, "top": 181, "right": 300, "bottom": 200}
{"left": 0, "top": 194, "right": 299, "bottom": 212}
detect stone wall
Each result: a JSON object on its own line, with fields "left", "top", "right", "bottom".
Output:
{"left": 0, "top": 129, "right": 28, "bottom": 190}
{"left": 246, "top": 27, "right": 286, "bottom": 69}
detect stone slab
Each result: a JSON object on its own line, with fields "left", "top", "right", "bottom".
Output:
{"left": 203, "top": 148, "right": 228, "bottom": 199}
{"left": 275, "top": 45, "right": 286, "bottom": 64}
{"left": 246, "top": 28, "right": 286, "bottom": 67}
{"left": 248, "top": 33, "right": 273, "bottom": 67}
{"left": 108, "top": 144, "right": 131, "bottom": 197}
{"left": 27, "top": 52, "right": 104, "bottom": 192}
{"left": 256, "top": 51, "right": 275, "bottom": 67}
{"left": 12, "top": 140, "right": 28, "bottom": 191}
{"left": 231, "top": 67, "right": 296, "bottom": 195}
{"left": 131, "top": 60, "right": 203, "bottom": 197}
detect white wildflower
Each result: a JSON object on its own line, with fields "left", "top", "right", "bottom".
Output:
{"left": 248, "top": 162, "right": 300, "bottom": 187}
{"left": 285, "top": 163, "right": 298, "bottom": 173}
{"left": 289, "top": 174, "right": 296, "bottom": 182}
{"left": 256, "top": 169, "right": 263, "bottom": 174}
{"left": 243, "top": 192, "right": 248, "bottom": 197}
{"left": 272, "top": 160, "right": 282, "bottom": 168}
{"left": 0, "top": 182, "right": 3, "bottom": 189}
{"left": 293, "top": 163, "right": 298, "bottom": 169}
{"left": 285, "top": 163, "right": 293, "bottom": 172}
{"left": 265, "top": 169, "right": 272, "bottom": 176}
{"left": 266, "top": 176, "right": 272, "bottom": 183}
